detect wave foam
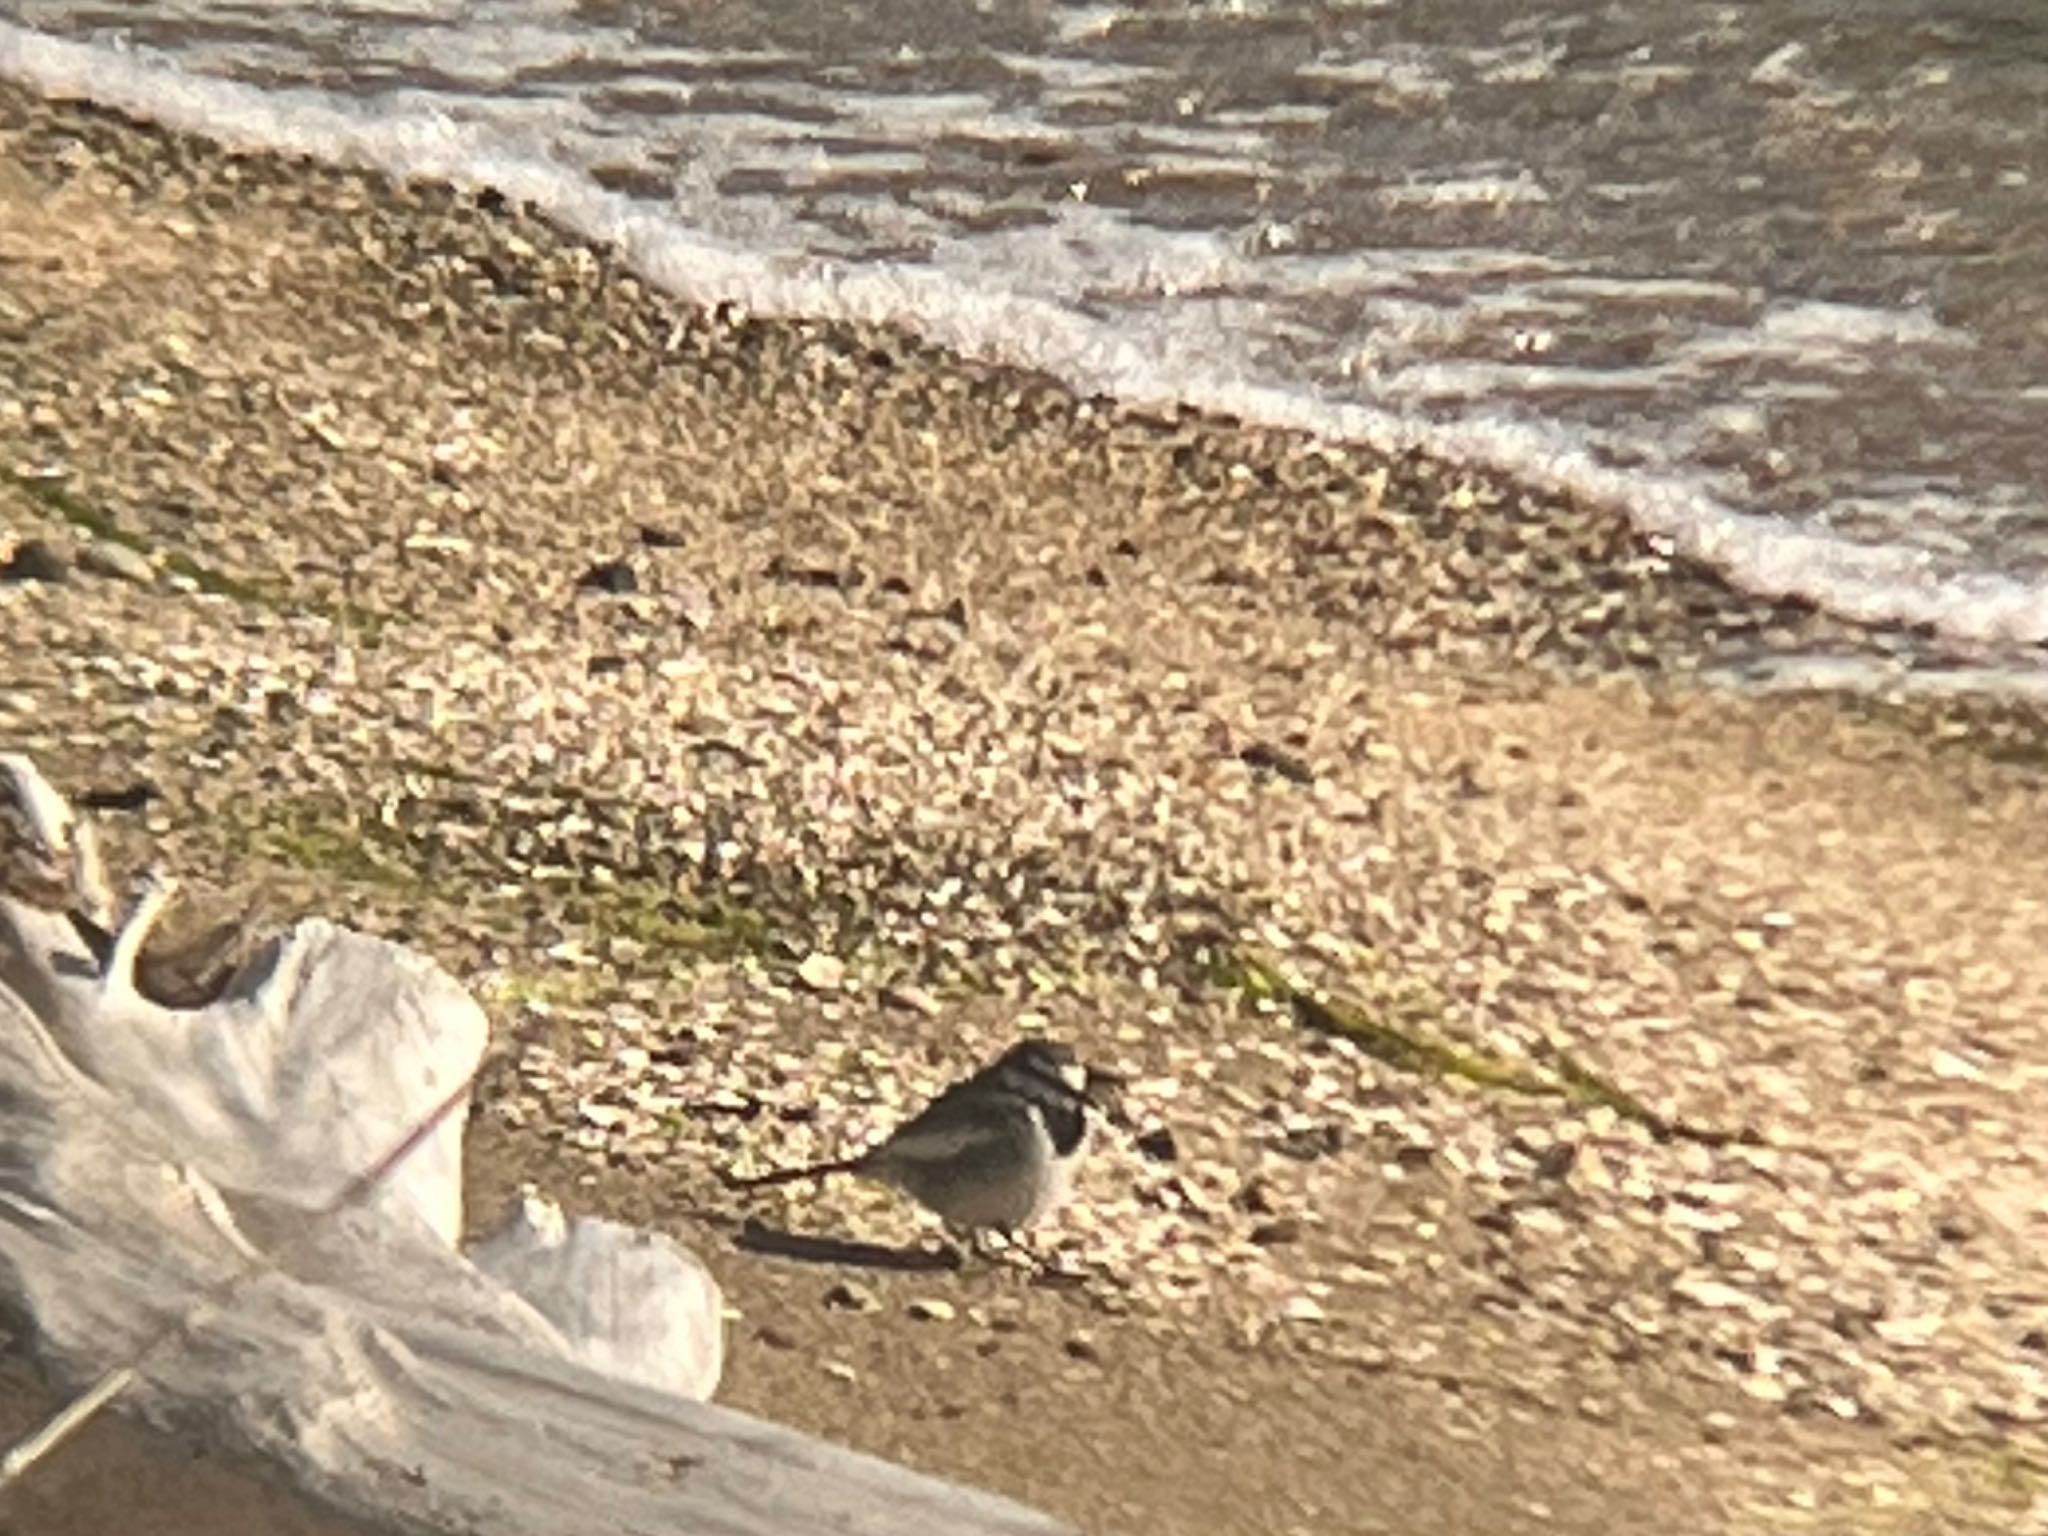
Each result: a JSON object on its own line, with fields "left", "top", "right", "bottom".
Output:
{"left": 6, "top": 21, "right": 2048, "bottom": 651}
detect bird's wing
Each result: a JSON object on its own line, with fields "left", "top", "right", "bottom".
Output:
{"left": 869, "top": 1117, "right": 1014, "bottom": 1167}
{"left": 869, "top": 1088, "right": 1033, "bottom": 1169}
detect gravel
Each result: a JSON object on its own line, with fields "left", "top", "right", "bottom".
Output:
{"left": 5, "top": 79, "right": 2047, "bottom": 1536}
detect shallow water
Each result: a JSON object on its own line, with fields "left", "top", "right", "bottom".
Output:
{"left": 5, "top": 1, "right": 2048, "bottom": 659}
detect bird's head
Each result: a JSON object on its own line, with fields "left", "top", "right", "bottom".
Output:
{"left": 997, "top": 1037, "right": 1086, "bottom": 1093}
{"left": 996, "top": 1037, "right": 1130, "bottom": 1123}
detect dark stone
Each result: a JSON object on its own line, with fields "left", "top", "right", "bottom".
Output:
{"left": 1531, "top": 1141, "right": 1579, "bottom": 1181}
{"left": 1238, "top": 740, "right": 1315, "bottom": 785}
{"left": 638, "top": 523, "right": 686, "bottom": 549}
{"left": 1450, "top": 761, "right": 1488, "bottom": 799}
{"left": 1274, "top": 1121, "right": 1345, "bottom": 1160}
{"left": 765, "top": 554, "right": 858, "bottom": 592}
{"left": 79, "top": 780, "right": 157, "bottom": 813}
{"left": 587, "top": 654, "right": 626, "bottom": 677}
{"left": 576, "top": 559, "right": 638, "bottom": 595}
{"left": 1135, "top": 1126, "right": 1178, "bottom": 1163}
{"left": 1, "top": 537, "right": 73, "bottom": 583}
{"left": 822, "top": 1280, "right": 880, "bottom": 1313}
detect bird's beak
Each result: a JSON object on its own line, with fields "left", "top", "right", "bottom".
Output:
{"left": 1082, "top": 1066, "right": 1134, "bottom": 1128}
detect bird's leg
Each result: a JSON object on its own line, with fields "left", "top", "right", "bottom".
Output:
{"left": 100, "top": 873, "right": 178, "bottom": 1003}
{"left": 929, "top": 1225, "right": 973, "bottom": 1270}
{"left": 963, "top": 1227, "right": 1039, "bottom": 1273}
{"left": 931, "top": 1223, "right": 1012, "bottom": 1271}
{"left": 1007, "top": 1231, "right": 1054, "bottom": 1275}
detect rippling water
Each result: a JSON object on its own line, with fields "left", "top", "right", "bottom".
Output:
{"left": 5, "top": 1, "right": 2048, "bottom": 658}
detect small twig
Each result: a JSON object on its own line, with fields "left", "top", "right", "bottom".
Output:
{"left": 0, "top": 1056, "right": 485, "bottom": 1492}
{"left": 0, "top": 1367, "right": 135, "bottom": 1489}
{"left": 100, "top": 873, "right": 178, "bottom": 1003}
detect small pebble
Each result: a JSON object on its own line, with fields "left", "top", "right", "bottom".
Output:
{"left": 823, "top": 1280, "right": 880, "bottom": 1314}
{"left": 796, "top": 951, "right": 846, "bottom": 992}
{"left": 907, "top": 1297, "right": 957, "bottom": 1323}
{"left": 1279, "top": 1296, "right": 1327, "bottom": 1324}
{"left": 1135, "top": 1126, "right": 1179, "bottom": 1162}
{"left": 576, "top": 557, "right": 638, "bottom": 594}
{"left": 79, "top": 540, "right": 154, "bottom": 584}
{"left": 1236, "top": 1176, "right": 1279, "bottom": 1215}
{"left": 880, "top": 983, "right": 940, "bottom": 1016}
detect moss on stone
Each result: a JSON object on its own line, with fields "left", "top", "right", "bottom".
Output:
{"left": 243, "top": 803, "right": 424, "bottom": 894}
{"left": 6, "top": 470, "right": 279, "bottom": 606}
{"left": 232, "top": 790, "right": 782, "bottom": 968}
{"left": 1222, "top": 947, "right": 1759, "bottom": 1147}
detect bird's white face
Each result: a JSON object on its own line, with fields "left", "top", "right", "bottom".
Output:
{"left": 1054, "top": 1056, "right": 1091, "bottom": 1096}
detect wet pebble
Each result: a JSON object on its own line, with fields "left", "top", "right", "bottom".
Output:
{"left": 1, "top": 536, "right": 72, "bottom": 582}
{"left": 823, "top": 1280, "right": 881, "bottom": 1314}
{"left": 576, "top": 558, "right": 638, "bottom": 594}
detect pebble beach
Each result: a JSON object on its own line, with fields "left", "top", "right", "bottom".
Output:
{"left": 5, "top": 77, "right": 2048, "bottom": 1536}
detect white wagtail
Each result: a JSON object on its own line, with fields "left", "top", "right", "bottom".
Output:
{"left": 728, "top": 1039, "right": 1117, "bottom": 1237}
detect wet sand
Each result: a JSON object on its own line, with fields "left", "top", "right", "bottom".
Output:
{"left": 4, "top": 80, "right": 2046, "bottom": 1536}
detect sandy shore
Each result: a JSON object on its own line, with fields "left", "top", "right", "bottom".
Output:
{"left": 5, "top": 79, "right": 2047, "bottom": 1535}
{"left": 0, "top": 1361, "right": 393, "bottom": 1536}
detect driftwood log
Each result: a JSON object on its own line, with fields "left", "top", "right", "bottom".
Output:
{"left": 0, "top": 758, "right": 1076, "bottom": 1536}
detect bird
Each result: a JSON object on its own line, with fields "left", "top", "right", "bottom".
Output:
{"left": 727, "top": 1038, "right": 1115, "bottom": 1237}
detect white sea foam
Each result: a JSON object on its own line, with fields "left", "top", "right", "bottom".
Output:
{"left": 5, "top": 18, "right": 2048, "bottom": 653}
